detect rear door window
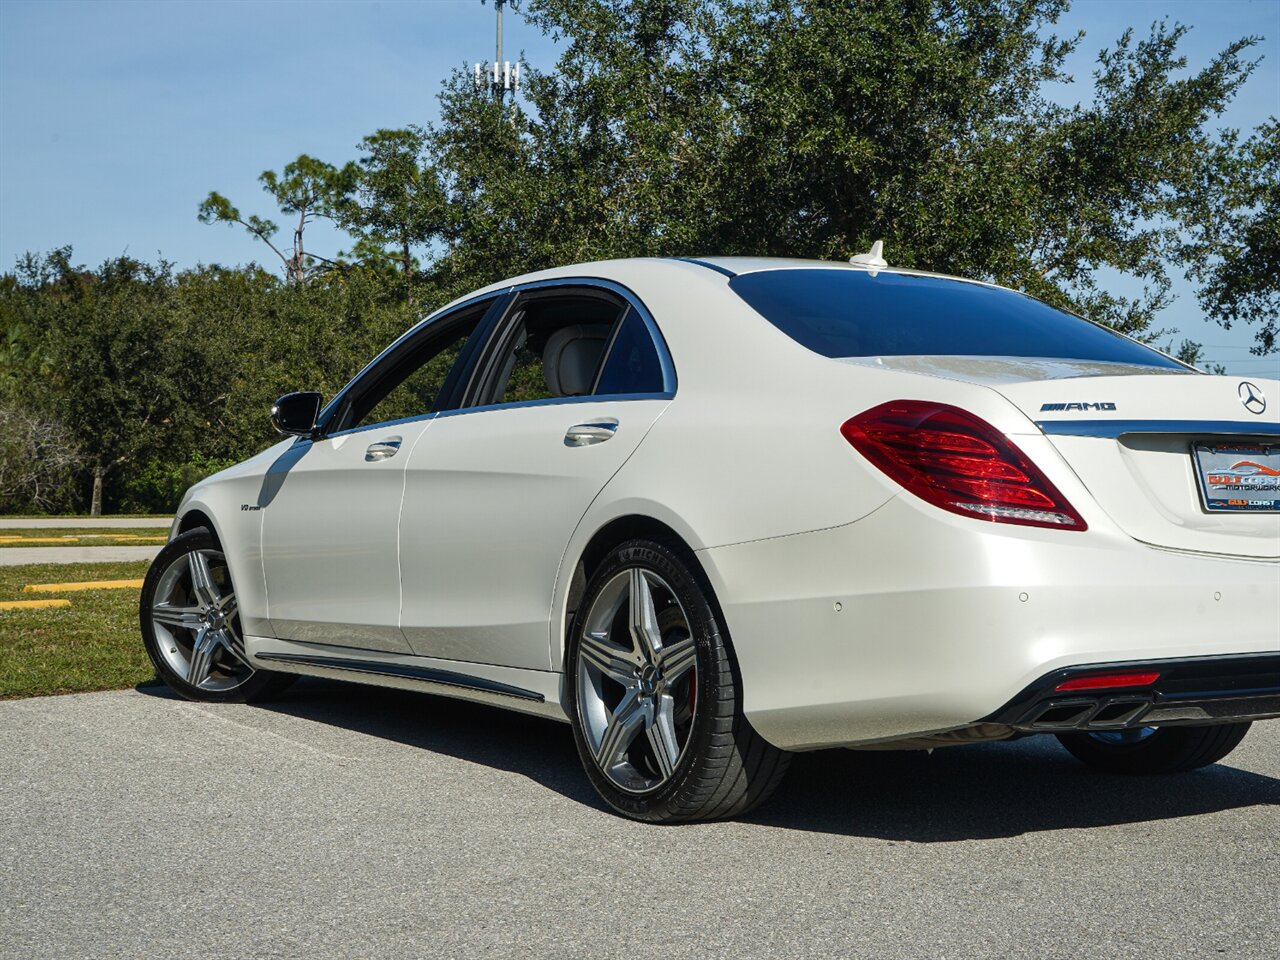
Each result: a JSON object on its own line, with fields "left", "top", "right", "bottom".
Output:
{"left": 468, "top": 292, "right": 624, "bottom": 407}
{"left": 593, "top": 307, "right": 667, "bottom": 396}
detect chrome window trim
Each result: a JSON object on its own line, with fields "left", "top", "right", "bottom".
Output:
{"left": 319, "top": 411, "right": 440, "bottom": 441}
{"left": 319, "top": 390, "right": 669, "bottom": 441}
{"left": 1037, "top": 419, "right": 1280, "bottom": 439}
{"left": 315, "top": 276, "right": 677, "bottom": 436}
{"left": 506, "top": 276, "right": 678, "bottom": 396}
{"left": 433, "top": 392, "right": 670, "bottom": 422}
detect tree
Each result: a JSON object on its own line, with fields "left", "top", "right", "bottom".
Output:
{"left": 428, "top": 0, "right": 1268, "bottom": 347}
{"left": 0, "top": 249, "right": 65, "bottom": 401}
{"left": 169, "top": 261, "right": 423, "bottom": 459}
{"left": 10, "top": 251, "right": 202, "bottom": 514}
{"left": 1185, "top": 120, "right": 1280, "bottom": 354}
{"left": 1, "top": 247, "right": 435, "bottom": 513}
{"left": 429, "top": 0, "right": 729, "bottom": 281}
{"left": 333, "top": 128, "right": 451, "bottom": 300}
{"left": 9, "top": 1, "right": 1273, "bottom": 515}
{"left": 1170, "top": 338, "right": 1227, "bottom": 375}
{"left": 199, "top": 155, "right": 355, "bottom": 284}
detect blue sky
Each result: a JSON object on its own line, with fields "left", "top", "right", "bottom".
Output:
{"left": 1, "top": 0, "right": 1276, "bottom": 375}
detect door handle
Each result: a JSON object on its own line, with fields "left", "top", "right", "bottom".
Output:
{"left": 564, "top": 420, "right": 619, "bottom": 447}
{"left": 365, "top": 437, "right": 402, "bottom": 462}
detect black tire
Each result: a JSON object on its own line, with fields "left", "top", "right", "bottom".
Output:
{"left": 140, "top": 527, "right": 295, "bottom": 704}
{"left": 1056, "top": 723, "right": 1251, "bottom": 775}
{"left": 566, "top": 538, "right": 790, "bottom": 822}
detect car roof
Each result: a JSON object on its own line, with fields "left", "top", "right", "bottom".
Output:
{"left": 675, "top": 256, "right": 999, "bottom": 289}
{"left": 432, "top": 255, "right": 1003, "bottom": 321}
{"left": 680, "top": 256, "right": 846, "bottom": 275}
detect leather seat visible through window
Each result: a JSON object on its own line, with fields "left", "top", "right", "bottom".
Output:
{"left": 543, "top": 324, "right": 610, "bottom": 396}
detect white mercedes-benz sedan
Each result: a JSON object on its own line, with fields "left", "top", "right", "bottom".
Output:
{"left": 141, "top": 255, "right": 1280, "bottom": 822}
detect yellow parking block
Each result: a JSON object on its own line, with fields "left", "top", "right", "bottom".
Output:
{"left": 0, "top": 535, "right": 165, "bottom": 546}
{"left": 0, "top": 598, "right": 72, "bottom": 611}
{"left": 23, "top": 579, "right": 145, "bottom": 593}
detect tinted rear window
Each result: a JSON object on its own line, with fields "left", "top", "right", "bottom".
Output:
{"left": 729, "top": 269, "right": 1184, "bottom": 369}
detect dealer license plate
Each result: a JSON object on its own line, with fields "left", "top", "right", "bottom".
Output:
{"left": 1193, "top": 441, "right": 1280, "bottom": 513}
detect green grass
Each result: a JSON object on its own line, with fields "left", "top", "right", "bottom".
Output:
{"left": 0, "top": 561, "right": 156, "bottom": 699}
{"left": 0, "top": 527, "right": 169, "bottom": 548}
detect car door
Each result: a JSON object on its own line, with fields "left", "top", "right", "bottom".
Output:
{"left": 259, "top": 296, "right": 500, "bottom": 652}
{"left": 398, "top": 282, "right": 675, "bottom": 671}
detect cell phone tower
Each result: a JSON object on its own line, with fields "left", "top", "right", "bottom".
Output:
{"left": 474, "top": 0, "right": 521, "bottom": 99}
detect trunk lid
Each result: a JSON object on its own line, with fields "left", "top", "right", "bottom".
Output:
{"left": 845, "top": 357, "right": 1280, "bottom": 558}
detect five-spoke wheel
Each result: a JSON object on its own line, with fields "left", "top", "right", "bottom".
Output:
{"left": 140, "top": 527, "right": 293, "bottom": 703}
{"left": 568, "top": 538, "right": 790, "bottom": 822}
{"left": 577, "top": 566, "right": 699, "bottom": 793}
{"left": 149, "top": 546, "right": 250, "bottom": 690}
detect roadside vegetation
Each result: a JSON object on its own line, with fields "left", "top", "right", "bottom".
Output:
{"left": 1, "top": 0, "right": 1275, "bottom": 519}
{"left": 0, "top": 562, "right": 154, "bottom": 699}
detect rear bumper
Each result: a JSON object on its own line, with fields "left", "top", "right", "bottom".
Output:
{"left": 699, "top": 495, "right": 1280, "bottom": 751}
{"left": 981, "top": 653, "right": 1280, "bottom": 732}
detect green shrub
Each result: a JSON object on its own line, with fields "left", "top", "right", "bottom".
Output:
{"left": 115, "top": 454, "right": 238, "bottom": 515}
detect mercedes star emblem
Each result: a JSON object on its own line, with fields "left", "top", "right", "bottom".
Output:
{"left": 1238, "top": 381, "right": 1267, "bottom": 416}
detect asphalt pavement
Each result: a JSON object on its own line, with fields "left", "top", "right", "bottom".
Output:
{"left": 0, "top": 546, "right": 162, "bottom": 566}
{"left": 0, "top": 518, "right": 171, "bottom": 529}
{"left": 1, "top": 679, "right": 1276, "bottom": 959}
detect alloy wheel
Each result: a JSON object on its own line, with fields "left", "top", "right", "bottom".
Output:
{"left": 575, "top": 567, "right": 699, "bottom": 794}
{"left": 148, "top": 548, "right": 253, "bottom": 691}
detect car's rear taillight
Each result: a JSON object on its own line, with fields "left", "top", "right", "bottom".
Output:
{"left": 841, "top": 400, "right": 1087, "bottom": 530}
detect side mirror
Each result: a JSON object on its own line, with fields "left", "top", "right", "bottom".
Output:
{"left": 271, "top": 392, "right": 323, "bottom": 437}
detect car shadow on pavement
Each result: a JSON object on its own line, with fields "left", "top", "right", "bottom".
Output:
{"left": 222, "top": 677, "right": 605, "bottom": 810}
{"left": 139, "top": 677, "right": 1279, "bottom": 839}
{"left": 753, "top": 734, "right": 1280, "bottom": 840}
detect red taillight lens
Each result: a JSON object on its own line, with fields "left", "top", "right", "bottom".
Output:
{"left": 1055, "top": 672, "right": 1160, "bottom": 692}
{"left": 841, "top": 400, "right": 1087, "bottom": 530}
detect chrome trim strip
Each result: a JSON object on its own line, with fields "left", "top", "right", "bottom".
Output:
{"left": 432, "top": 391, "right": 671, "bottom": 422}
{"left": 322, "top": 411, "right": 438, "bottom": 441}
{"left": 326, "top": 393, "right": 671, "bottom": 436}
{"left": 1037, "top": 419, "right": 1280, "bottom": 438}
{"left": 254, "top": 651, "right": 546, "bottom": 702}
